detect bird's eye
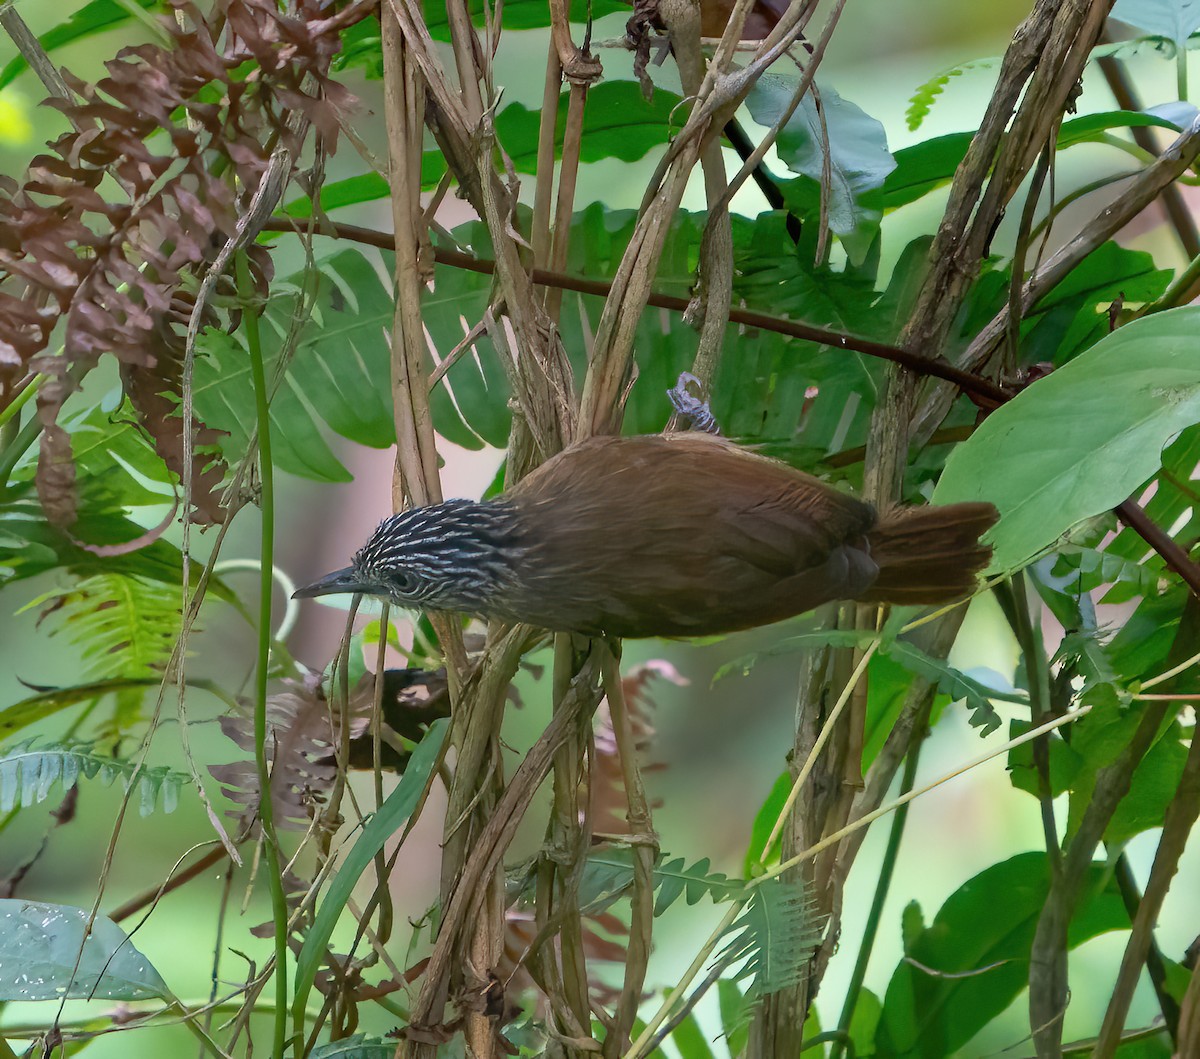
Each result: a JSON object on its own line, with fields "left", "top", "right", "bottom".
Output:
{"left": 388, "top": 569, "right": 419, "bottom": 593}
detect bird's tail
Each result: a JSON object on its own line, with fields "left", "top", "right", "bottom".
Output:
{"left": 860, "top": 502, "right": 999, "bottom": 605}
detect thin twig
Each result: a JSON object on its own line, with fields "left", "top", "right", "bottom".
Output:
{"left": 0, "top": 1, "right": 74, "bottom": 100}
{"left": 259, "top": 218, "right": 1011, "bottom": 404}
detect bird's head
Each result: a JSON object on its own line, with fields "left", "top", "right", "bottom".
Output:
{"left": 292, "top": 499, "right": 522, "bottom": 614}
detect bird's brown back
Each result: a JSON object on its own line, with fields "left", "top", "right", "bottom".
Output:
{"left": 497, "top": 433, "right": 879, "bottom": 637}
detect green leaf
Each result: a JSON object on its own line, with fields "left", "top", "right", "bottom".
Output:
{"left": 877, "top": 852, "right": 1126, "bottom": 1058}
{"left": 568, "top": 850, "right": 745, "bottom": 916}
{"left": 670, "top": 1011, "right": 717, "bottom": 1059}
{"left": 282, "top": 172, "right": 391, "bottom": 217}
{"left": 717, "top": 978, "right": 751, "bottom": 1056}
{"left": 1101, "top": 422, "right": 1200, "bottom": 578}
{"left": 744, "top": 772, "right": 791, "bottom": 874}
{"left": 882, "top": 134, "right": 974, "bottom": 209}
{"left": 21, "top": 572, "right": 185, "bottom": 681}
{"left": 886, "top": 641, "right": 1025, "bottom": 735}
{"left": 884, "top": 112, "right": 1179, "bottom": 209}
{"left": 309, "top": 1036, "right": 396, "bottom": 1059}
{"left": 1103, "top": 719, "right": 1189, "bottom": 844}
{"left": 0, "top": 740, "right": 183, "bottom": 816}
{"left": 1006, "top": 719, "right": 1086, "bottom": 798}
{"left": 653, "top": 856, "right": 742, "bottom": 915}
{"left": 848, "top": 987, "right": 883, "bottom": 1057}
{"left": 906, "top": 58, "right": 999, "bottom": 131}
{"left": 0, "top": 497, "right": 193, "bottom": 591}
{"left": 419, "top": 0, "right": 627, "bottom": 40}
{"left": 747, "top": 76, "right": 894, "bottom": 260}
{"left": 933, "top": 306, "right": 1200, "bottom": 574}
{"left": 863, "top": 653, "right": 917, "bottom": 770}
{"left": 718, "top": 629, "right": 1020, "bottom": 734}
{"left": 714, "top": 879, "right": 822, "bottom": 999}
{"left": 0, "top": 0, "right": 160, "bottom": 91}
{"left": 194, "top": 249, "right": 399, "bottom": 480}
{"left": 0, "top": 679, "right": 168, "bottom": 739}
{"left": 1056, "top": 109, "right": 1181, "bottom": 147}
{"left": 285, "top": 82, "right": 683, "bottom": 212}
{"left": 1022, "top": 242, "right": 1172, "bottom": 366}
{"left": 0, "top": 899, "right": 169, "bottom": 1001}
{"left": 714, "top": 629, "right": 872, "bottom": 683}
{"left": 1111, "top": 0, "right": 1200, "bottom": 45}
{"left": 292, "top": 718, "right": 449, "bottom": 1026}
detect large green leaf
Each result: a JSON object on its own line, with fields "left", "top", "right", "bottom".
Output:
{"left": 883, "top": 112, "right": 1180, "bottom": 210}
{"left": 1111, "top": 0, "right": 1200, "bottom": 44}
{"left": 746, "top": 77, "right": 894, "bottom": 260}
{"left": 0, "top": 899, "right": 169, "bottom": 1001}
{"left": 934, "top": 306, "right": 1200, "bottom": 573}
{"left": 287, "top": 82, "right": 683, "bottom": 213}
{"left": 0, "top": 495, "right": 191, "bottom": 590}
{"left": 1100, "top": 423, "right": 1200, "bottom": 592}
{"left": 260, "top": 202, "right": 912, "bottom": 469}
{"left": 310, "top": 1036, "right": 396, "bottom": 1059}
{"left": 425, "top": 0, "right": 626, "bottom": 44}
{"left": 876, "top": 852, "right": 1126, "bottom": 1057}
{"left": 1062, "top": 711, "right": 1190, "bottom": 844}
{"left": 1, "top": 397, "right": 188, "bottom": 588}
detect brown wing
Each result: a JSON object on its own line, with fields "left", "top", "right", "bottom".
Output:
{"left": 501, "top": 434, "right": 879, "bottom": 637}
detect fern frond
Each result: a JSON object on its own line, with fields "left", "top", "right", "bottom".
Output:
{"left": 566, "top": 850, "right": 749, "bottom": 917}
{"left": 907, "top": 58, "right": 999, "bottom": 130}
{"left": 21, "top": 572, "right": 185, "bottom": 680}
{"left": 714, "top": 878, "right": 823, "bottom": 999}
{"left": 0, "top": 740, "right": 184, "bottom": 815}
{"left": 652, "top": 856, "right": 745, "bottom": 914}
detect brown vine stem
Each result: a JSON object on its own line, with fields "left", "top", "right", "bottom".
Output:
{"left": 660, "top": 0, "right": 733, "bottom": 396}
{"left": 600, "top": 644, "right": 656, "bottom": 1059}
{"left": 1096, "top": 28, "right": 1200, "bottom": 259}
{"left": 1115, "top": 498, "right": 1200, "bottom": 601}
{"left": 259, "top": 218, "right": 1011, "bottom": 405}
{"left": 407, "top": 651, "right": 605, "bottom": 1037}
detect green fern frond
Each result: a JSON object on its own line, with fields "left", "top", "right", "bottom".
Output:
{"left": 0, "top": 739, "right": 184, "bottom": 816}
{"left": 652, "top": 856, "right": 745, "bottom": 914}
{"left": 907, "top": 58, "right": 999, "bottom": 131}
{"left": 570, "top": 850, "right": 749, "bottom": 917}
{"left": 714, "top": 879, "right": 823, "bottom": 998}
{"left": 21, "top": 572, "right": 185, "bottom": 680}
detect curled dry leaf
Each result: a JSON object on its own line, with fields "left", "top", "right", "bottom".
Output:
{"left": 0, "top": 0, "right": 366, "bottom": 527}
{"left": 210, "top": 667, "right": 451, "bottom": 832}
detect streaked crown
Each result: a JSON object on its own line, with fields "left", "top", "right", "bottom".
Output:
{"left": 350, "top": 499, "right": 523, "bottom": 613}
{"left": 293, "top": 499, "right": 524, "bottom": 615}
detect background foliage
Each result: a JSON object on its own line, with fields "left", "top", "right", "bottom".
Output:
{"left": 0, "top": 1, "right": 1199, "bottom": 1058}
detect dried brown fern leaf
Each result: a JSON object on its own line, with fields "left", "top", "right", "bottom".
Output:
{"left": 0, "top": 0, "right": 366, "bottom": 528}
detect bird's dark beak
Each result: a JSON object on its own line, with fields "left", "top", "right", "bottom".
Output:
{"left": 292, "top": 567, "right": 373, "bottom": 600}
